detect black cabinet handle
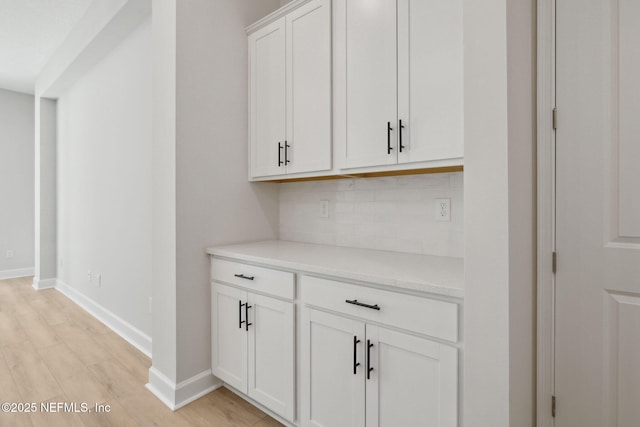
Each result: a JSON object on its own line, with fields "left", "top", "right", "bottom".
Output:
{"left": 399, "top": 119, "right": 405, "bottom": 152}
{"left": 234, "top": 274, "right": 254, "bottom": 281}
{"left": 285, "top": 141, "right": 291, "bottom": 164}
{"left": 387, "top": 122, "right": 393, "bottom": 154}
{"left": 278, "top": 143, "right": 283, "bottom": 166}
{"left": 367, "top": 340, "right": 374, "bottom": 380}
{"left": 353, "top": 336, "right": 361, "bottom": 375}
{"left": 245, "top": 304, "right": 252, "bottom": 331}
{"left": 345, "top": 299, "right": 380, "bottom": 311}
{"left": 238, "top": 301, "right": 246, "bottom": 329}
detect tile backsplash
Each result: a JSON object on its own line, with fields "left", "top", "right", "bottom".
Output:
{"left": 279, "top": 172, "right": 463, "bottom": 257}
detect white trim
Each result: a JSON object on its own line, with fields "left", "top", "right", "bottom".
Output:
{"left": 55, "top": 279, "right": 152, "bottom": 357}
{"left": 245, "top": 0, "right": 314, "bottom": 34}
{"left": 537, "top": 0, "right": 556, "bottom": 426}
{"left": 146, "top": 367, "right": 222, "bottom": 411}
{"left": 0, "top": 267, "right": 34, "bottom": 280}
{"left": 32, "top": 277, "right": 57, "bottom": 290}
{"left": 224, "top": 385, "right": 296, "bottom": 427}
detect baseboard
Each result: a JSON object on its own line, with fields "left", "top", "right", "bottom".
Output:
{"left": 0, "top": 267, "right": 34, "bottom": 280}
{"left": 224, "top": 385, "right": 296, "bottom": 427}
{"left": 32, "top": 277, "right": 57, "bottom": 290}
{"left": 55, "top": 279, "right": 152, "bottom": 357}
{"left": 146, "top": 367, "right": 222, "bottom": 411}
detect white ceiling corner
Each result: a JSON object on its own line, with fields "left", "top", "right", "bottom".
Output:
{"left": 0, "top": 0, "right": 93, "bottom": 94}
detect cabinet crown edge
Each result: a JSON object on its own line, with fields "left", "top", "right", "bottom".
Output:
{"left": 245, "top": 0, "right": 316, "bottom": 34}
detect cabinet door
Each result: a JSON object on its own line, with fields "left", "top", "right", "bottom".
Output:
{"left": 285, "top": 0, "right": 332, "bottom": 175}
{"left": 365, "top": 325, "right": 458, "bottom": 427}
{"left": 211, "top": 283, "right": 248, "bottom": 393}
{"left": 343, "top": 0, "right": 398, "bottom": 169}
{"left": 247, "top": 293, "right": 295, "bottom": 421}
{"left": 301, "top": 308, "right": 365, "bottom": 427}
{"left": 397, "top": 0, "right": 463, "bottom": 164}
{"left": 249, "top": 18, "right": 286, "bottom": 178}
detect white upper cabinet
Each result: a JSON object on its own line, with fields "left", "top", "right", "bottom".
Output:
{"left": 337, "top": 0, "right": 463, "bottom": 170}
{"left": 249, "top": 19, "right": 286, "bottom": 178}
{"left": 344, "top": 0, "right": 398, "bottom": 169}
{"left": 285, "top": 0, "right": 332, "bottom": 175}
{"left": 248, "top": 0, "right": 332, "bottom": 179}
{"left": 397, "top": 0, "right": 463, "bottom": 164}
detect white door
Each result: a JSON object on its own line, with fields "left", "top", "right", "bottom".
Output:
{"left": 285, "top": 0, "right": 332, "bottom": 175}
{"left": 343, "top": 0, "right": 398, "bottom": 169}
{"left": 301, "top": 307, "right": 365, "bottom": 427}
{"left": 247, "top": 293, "right": 295, "bottom": 421}
{"left": 397, "top": 0, "right": 463, "bottom": 164}
{"left": 249, "top": 18, "right": 286, "bottom": 178}
{"left": 555, "top": 0, "right": 640, "bottom": 425}
{"left": 211, "top": 283, "right": 248, "bottom": 393}
{"left": 365, "top": 325, "right": 457, "bottom": 427}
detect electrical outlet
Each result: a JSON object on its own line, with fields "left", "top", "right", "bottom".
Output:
{"left": 320, "top": 200, "right": 330, "bottom": 218}
{"left": 5, "top": 250, "right": 14, "bottom": 259}
{"left": 87, "top": 270, "right": 92, "bottom": 284}
{"left": 435, "top": 198, "right": 451, "bottom": 222}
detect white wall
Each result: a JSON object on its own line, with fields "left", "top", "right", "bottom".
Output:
{"left": 279, "top": 173, "right": 463, "bottom": 257}
{"left": 463, "top": 0, "right": 536, "bottom": 425}
{"left": 173, "top": 0, "right": 280, "bottom": 384}
{"left": 149, "top": 0, "right": 280, "bottom": 403}
{"left": 0, "top": 89, "right": 34, "bottom": 276}
{"left": 56, "top": 18, "right": 152, "bottom": 336}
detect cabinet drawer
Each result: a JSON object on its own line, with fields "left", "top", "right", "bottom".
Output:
{"left": 211, "top": 258, "right": 294, "bottom": 300}
{"left": 300, "top": 275, "right": 458, "bottom": 342}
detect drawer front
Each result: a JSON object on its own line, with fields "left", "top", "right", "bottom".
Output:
{"left": 301, "top": 275, "right": 458, "bottom": 342}
{"left": 211, "top": 258, "right": 294, "bottom": 300}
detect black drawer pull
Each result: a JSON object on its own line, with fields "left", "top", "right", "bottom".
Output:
{"left": 353, "top": 336, "right": 361, "bottom": 375}
{"left": 239, "top": 301, "right": 246, "bottom": 329}
{"left": 285, "top": 141, "right": 291, "bottom": 164}
{"left": 399, "top": 119, "right": 405, "bottom": 152}
{"left": 245, "top": 304, "right": 253, "bottom": 331}
{"left": 345, "top": 299, "right": 380, "bottom": 311}
{"left": 387, "top": 122, "right": 393, "bottom": 154}
{"left": 278, "top": 142, "right": 283, "bottom": 166}
{"left": 234, "top": 274, "right": 254, "bottom": 281}
{"left": 367, "top": 340, "right": 374, "bottom": 380}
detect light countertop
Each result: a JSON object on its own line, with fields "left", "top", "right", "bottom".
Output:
{"left": 206, "top": 240, "right": 464, "bottom": 298}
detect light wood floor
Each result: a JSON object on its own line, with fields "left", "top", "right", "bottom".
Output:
{"left": 0, "top": 277, "right": 282, "bottom": 427}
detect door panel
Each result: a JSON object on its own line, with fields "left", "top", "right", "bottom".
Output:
{"left": 344, "top": 0, "right": 398, "bottom": 169}
{"left": 397, "top": 0, "right": 463, "bottom": 164}
{"left": 247, "top": 293, "right": 295, "bottom": 420}
{"left": 250, "top": 19, "right": 286, "bottom": 178}
{"left": 617, "top": 0, "right": 640, "bottom": 237}
{"left": 286, "top": 0, "right": 332, "bottom": 174}
{"left": 365, "top": 325, "right": 457, "bottom": 427}
{"left": 555, "top": 0, "right": 640, "bottom": 424}
{"left": 211, "top": 284, "right": 248, "bottom": 393}
{"left": 301, "top": 308, "right": 365, "bottom": 427}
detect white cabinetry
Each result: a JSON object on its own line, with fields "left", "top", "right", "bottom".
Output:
{"left": 301, "top": 276, "right": 459, "bottom": 427}
{"left": 211, "top": 265, "right": 295, "bottom": 420}
{"left": 248, "top": 0, "right": 332, "bottom": 179}
{"left": 338, "top": 0, "right": 463, "bottom": 170}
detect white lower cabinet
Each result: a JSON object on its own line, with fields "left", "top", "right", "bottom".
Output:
{"left": 211, "top": 282, "right": 295, "bottom": 421}
{"left": 365, "top": 325, "right": 458, "bottom": 427}
{"left": 210, "top": 255, "right": 461, "bottom": 427}
{"left": 301, "top": 307, "right": 458, "bottom": 427}
{"left": 300, "top": 275, "right": 459, "bottom": 427}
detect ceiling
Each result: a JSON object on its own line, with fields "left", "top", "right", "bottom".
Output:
{"left": 0, "top": 0, "right": 93, "bottom": 94}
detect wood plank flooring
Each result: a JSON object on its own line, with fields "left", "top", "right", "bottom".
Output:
{"left": 0, "top": 277, "right": 282, "bottom": 427}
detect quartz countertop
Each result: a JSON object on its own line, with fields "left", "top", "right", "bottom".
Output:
{"left": 206, "top": 240, "right": 464, "bottom": 298}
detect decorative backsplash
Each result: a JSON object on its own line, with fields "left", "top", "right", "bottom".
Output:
{"left": 279, "top": 172, "right": 463, "bottom": 257}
